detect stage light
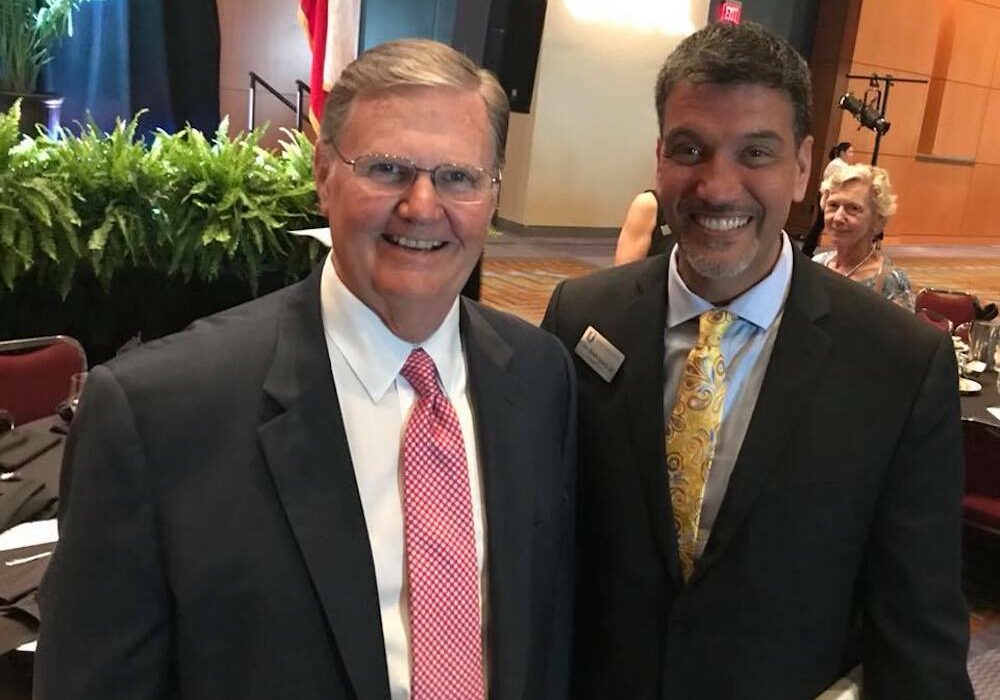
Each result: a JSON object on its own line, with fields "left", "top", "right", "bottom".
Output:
{"left": 838, "top": 92, "right": 890, "bottom": 136}
{"left": 563, "top": 0, "right": 696, "bottom": 35}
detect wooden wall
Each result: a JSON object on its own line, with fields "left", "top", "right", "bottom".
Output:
{"left": 809, "top": 0, "right": 1000, "bottom": 243}
{"left": 217, "top": 0, "right": 313, "bottom": 148}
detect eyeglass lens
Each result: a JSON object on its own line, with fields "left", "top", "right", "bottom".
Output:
{"left": 351, "top": 154, "right": 493, "bottom": 202}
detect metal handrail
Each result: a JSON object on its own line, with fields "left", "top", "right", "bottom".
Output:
{"left": 248, "top": 72, "right": 312, "bottom": 132}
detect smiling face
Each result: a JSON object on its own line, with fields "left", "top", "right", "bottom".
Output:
{"left": 314, "top": 86, "right": 497, "bottom": 341}
{"left": 823, "top": 179, "right": 880, "bottom": 254}
{"left": 656, "top": 81, "right": 812, "bottom": 303}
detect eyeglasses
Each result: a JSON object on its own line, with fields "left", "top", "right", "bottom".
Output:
{"left": 330, "top": 141, "right": 501, "bottom": 203}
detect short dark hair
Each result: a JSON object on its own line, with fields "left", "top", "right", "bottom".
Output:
{"left": 829, "top": 141, "right": 852, "bottom": 161}
{"left": 654, "top": 21, "right": 812, "bottom": 144}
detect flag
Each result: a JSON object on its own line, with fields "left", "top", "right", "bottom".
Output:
{"left": 298, "top": 0, "right": 362, "bottom": 132}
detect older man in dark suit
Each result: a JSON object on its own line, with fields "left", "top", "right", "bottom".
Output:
{"left": 543, "top": 21, "right": 972, "bottom": 700}
{"left": 36, "top": 39, "right": 575, "bottom": 700}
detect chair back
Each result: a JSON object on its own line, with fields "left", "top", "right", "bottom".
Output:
{"left": 915, "top": 288, "right": 977, "bottom": 327}
{"left": 964, "top": 419, "right": 1000, "bottom": 499}
{"left": 0, "top": 336, "right": 87, "bottom": 426}
{"left": 915, "top": 307, "right": 953, "bottom": 334}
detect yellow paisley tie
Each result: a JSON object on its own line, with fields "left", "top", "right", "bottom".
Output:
{"left": 667, "top": 309, "right": 737, "bottom": 581}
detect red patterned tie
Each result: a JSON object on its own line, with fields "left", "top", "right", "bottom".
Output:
{"left": 399, "top": 348, "right": 485, "bottom": 700}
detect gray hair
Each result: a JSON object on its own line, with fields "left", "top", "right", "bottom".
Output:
{"left": 319, "top": 38, "right": 509, "bottom": 169}
{"left": 820, "top": 163, "right": 898, "bottom": 220}
{"left": 654, "top": 21, "right": 812, "bottom": 144}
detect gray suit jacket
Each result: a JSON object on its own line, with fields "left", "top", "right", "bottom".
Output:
{"left": 543, "top": 250, "right": 972, "bottom": 700}
{"left": 36, "top": 266, "right": 577, "bottom": 700}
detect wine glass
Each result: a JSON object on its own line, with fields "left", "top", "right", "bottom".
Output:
{"left": 57, "top": 372, "right": 88, "bottom": 423}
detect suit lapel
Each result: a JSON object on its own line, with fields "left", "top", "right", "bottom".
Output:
{"left": 691, "top": 252, "right": 832, "bottom": 585}
{"left": 460, "top": 300, "right": 531, "bottom": 700}
{"left": 602, "top": 258, "right": 684, "bottom": 585}
{"left": 257, "top": 267, "right": 391, "bottom": 700}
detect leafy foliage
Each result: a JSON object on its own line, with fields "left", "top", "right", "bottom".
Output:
{"left": 0, "top": 100, "right": 80, "bottom": 294}
{"left": 0, "top": 0, "right": 108, "bottom": 94}
{"left": 45, "top": 112, "right": 169, "bottom": 287}
{"left": 158, "top": 119, "right": 321, "bottom": 292}
{"left": 0, "top": 103, "right": 325, "bottom": 296}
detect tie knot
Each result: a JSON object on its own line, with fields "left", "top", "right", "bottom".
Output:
{"left": 697, "top": 309, "right": 736, "bottom": 348}
{"left": 400, "top": 348, "right": 442, "bottom": 400}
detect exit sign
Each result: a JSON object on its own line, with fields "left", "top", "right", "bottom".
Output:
{"left": 718, "top": 0, "right": 743, "bottom": 23}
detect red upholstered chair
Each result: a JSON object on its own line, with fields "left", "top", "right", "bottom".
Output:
{"left": 915, "top": 288, "right": 977, "bottom": 328}
{"left": 915, "top": 307, "right": 953, "bottom": 334}
{"left": 962, "top": 418, "right": 1000, "bottom": 537}
{"left": 0, "top": 336, "right": 87, "bottom": 426}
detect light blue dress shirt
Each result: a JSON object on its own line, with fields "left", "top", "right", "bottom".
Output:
{"left": 663, "top": 233, "right": 794, "bottom": 555}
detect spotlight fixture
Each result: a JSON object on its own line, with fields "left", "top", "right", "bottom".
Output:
{"left": 838, "top": 92, "right": 890, "bottom": 136}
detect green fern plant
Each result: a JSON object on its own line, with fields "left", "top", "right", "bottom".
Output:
{"left": 46, "top": 112, "right": 170, "bottom": 288}
{"left": 0, "top": 101, "right": 325, "bottom": 296}
{"left": 158, "top": 118, "right": 319, "bottom": 292}
{"left": 0, "top": 0, "right": 108, "bottom": 94}
{"left": 0, "top": 100, "right": 80, "bottom": 293}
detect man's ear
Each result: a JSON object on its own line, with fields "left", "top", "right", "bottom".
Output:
{"left": 314, "top": 142, "right": 331, "bottom": 217}
{"left": 793, "top": 134, "right": 814, "bottom": 203}
{"left": 654, "top": 137, "right": 663, "bottom": 177}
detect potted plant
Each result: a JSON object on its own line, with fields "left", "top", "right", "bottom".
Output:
{"left": 0, "top": 0, "right": 106, "bottom": 133}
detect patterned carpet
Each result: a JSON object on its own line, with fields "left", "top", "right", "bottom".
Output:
{"left": 481, "top": 258, "right": 598, "bottom": 325}
{"left": 480, "top": 252, "right": 1000, "bottom": 325}
{"left": 891, "top": 256, "right": 1000, "bottom": 307}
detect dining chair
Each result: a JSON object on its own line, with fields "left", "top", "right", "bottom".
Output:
{"left": 915, "top": 288, "right": 977, "bottom": 328}
{"left": 962, "top": 418, "right": 1000, "bottom": 538}
{"left": 915, "top": 307, "right": 953, "bottom": 334}
{"left": 0, "top": 336, "right": 88, "bottom": 426}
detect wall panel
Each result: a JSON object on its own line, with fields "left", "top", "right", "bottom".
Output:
{"left": 217, "top": 0, "right": 311, "bottom": 147}
{"left": 878, "top": 154, "right": 972, "bottom": 237}
{"left": 928, "top": 81, "right": 990, "bottom": 157}
{"left": 853, "top": 0, "right": 940, "bottom": 74}
{"left": 976, "top": 89, "right": 1000, "bottom": 163}
{"left": 960, "top": 164, "right": 1000, "bottom": 236}
{"left": 948, "top": 0, "right": 1000, "bottom": 86}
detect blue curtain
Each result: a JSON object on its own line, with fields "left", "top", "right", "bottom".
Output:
{"left": 44, "top": 0, "right": 131, "bottom": 132}
{"left": 44, "top": 0, "right": 219, "bottom": 138}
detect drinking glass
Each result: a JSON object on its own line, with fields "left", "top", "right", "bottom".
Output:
{"left": 57, "top": 372, "right": 88, "bottom": 423}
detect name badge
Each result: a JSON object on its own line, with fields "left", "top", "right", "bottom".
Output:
{"left": 574, "top": 326, "right": 625, "bottom": 383}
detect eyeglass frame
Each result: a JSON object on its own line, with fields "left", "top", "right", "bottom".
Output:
{"left": 327, "top": 140, "right": 502, "bottom": 203}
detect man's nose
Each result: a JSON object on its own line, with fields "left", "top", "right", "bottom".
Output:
{"left": 692, "top": 156, "right": 743, "bottom": 204}
{"left": 396, "top": 172, "right": 444, "bottom": 222}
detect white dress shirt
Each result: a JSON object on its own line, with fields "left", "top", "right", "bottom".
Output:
{"left": 664, "top": 233, "right": 793, "bottom": 555}
{"left": 319, "top": 255, "right": 487, "bottom": 699}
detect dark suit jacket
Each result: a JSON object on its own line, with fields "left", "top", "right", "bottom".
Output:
{"left": 542, "top": 250, "right": 972, "bottom": 700}
{"left": 35, "top": 266, "right": 577, "bottom": 700}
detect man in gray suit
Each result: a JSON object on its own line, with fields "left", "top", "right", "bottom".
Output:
{"left": 543, "top": 21, "right": 972, "bottom": 700}
{"left": 37, "top": 39, "right": 575, "bottom": 700}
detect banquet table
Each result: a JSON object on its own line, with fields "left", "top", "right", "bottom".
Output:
{"left": 961, "top": 371, "right": 1000, "bottom": 427}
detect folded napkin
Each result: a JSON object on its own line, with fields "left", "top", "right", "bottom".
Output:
{"left": 0, "top": 431, "right": 28, "bottom": 455}
{"left": 988, "top": 407, "right": 1000, "bottom": 423}
{"left": 0, "top": 478, "right": 57, "bottom": 532}
{"left": 0, "top": 430, "right": 60, "bottom": 472}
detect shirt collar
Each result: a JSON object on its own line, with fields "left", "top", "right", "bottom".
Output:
{"left": 320, "top": 254, "right": 463, "bottom": 402}
{"left": 667, "top": 232, "right": 793, "bottom": 330}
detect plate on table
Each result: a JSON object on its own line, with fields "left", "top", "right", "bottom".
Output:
{"left": 959, "top": 377, "right": 982, "bottom": 394}
{"left": 965, "top": 360, "right": 988, "bottom": 375}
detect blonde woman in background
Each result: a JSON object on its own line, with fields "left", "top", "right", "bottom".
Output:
{"left": 812, "top": 163, "right": 914, "bottom": 310}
